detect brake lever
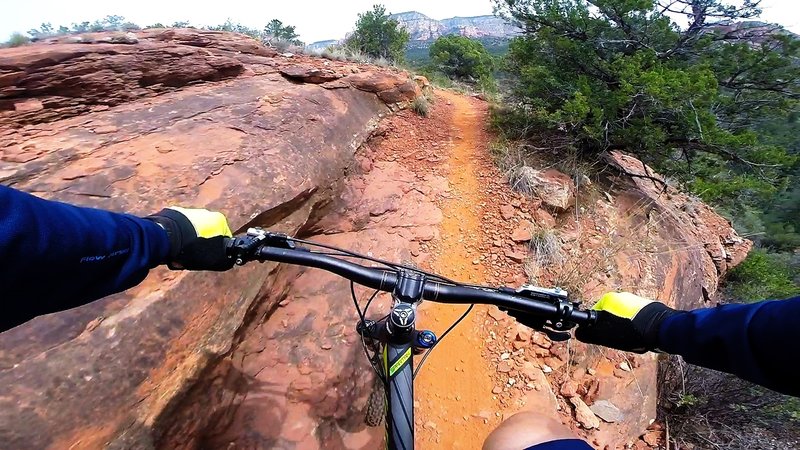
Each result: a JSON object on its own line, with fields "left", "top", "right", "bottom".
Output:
{"left": 542, "top": 328, "right": 572, "bottom": 342}
{"left": 499, "top": 284, "right": 582, "bottom": 342}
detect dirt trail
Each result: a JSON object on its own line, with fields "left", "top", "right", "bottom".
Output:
{"left": 415, "top": 91, "right": 499, "bottom": 449}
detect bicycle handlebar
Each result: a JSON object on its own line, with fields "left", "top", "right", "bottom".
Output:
{"left": 240, "top": 232, "right": 596, "bottom": 327}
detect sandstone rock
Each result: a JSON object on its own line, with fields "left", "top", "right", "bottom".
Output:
{"left": 505, "top": 250, "right": 527, "bottom": 263}
{"left": 413, "top": 75, "right": 431, "bottom": 89}
{"left": 344, "top": 72, "right": 421, "bottom": 105}
{"left": 500, "top": 204, "right": 515, "bottom": 220}
{"left": 589, "top": 400, "right": 624, "bottom": 423}
{"left": 511, "top": 167, "right": 575, "bottom": 211}
{"left": 498, "top": 361, "right": 513, "bottom": 373}
{"left": 515, "top": 325, "right": 532, "bottom": 342}
{"left": 487, "top": 307, "right": 506, "bottom": 321}
{"left": 532, "top": 331, "right": 552, "bottom": 348}
{"left": 560, "top": 380, "right": 579, "bottom": 398}
{"left": 511, "top": 221, "right": 533, "bottom": 242}
{"left": 642, "top": 430, "right": 663, "bottom": 446}
{"left": 393, "top": 12, "right": 519, "bottom": 42}
{"left": 280, "top": 64, "right": 342, "bottom": 83}
{"left": 570, "top": 397, "right": 601, "bottom": 429}
{"left": 533, "top": 209, "right": 557, "bottom": 229}
{"left": 0, "top": 29, "right": 276, "bottom": 126}
{"left": 0, "top": 30, "right": 418, "bottom": 449}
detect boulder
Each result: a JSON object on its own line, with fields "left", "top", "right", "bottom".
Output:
{"left": 570, "top": 397, "right": 601, "bottom": 429}
{"left": 279, "top": 64, "right": 343, "bottom": 83}
{"left": 0, "top": 29, "right": 278, "bottom": 126}
{"left": 509, "top": 167, "right": 575, "bottom": 211}
{"left": 343, "top": 72, "right": 421, "bottom": 105}
{"left": 511, "top": 220, "right": 533, "bottom": 242}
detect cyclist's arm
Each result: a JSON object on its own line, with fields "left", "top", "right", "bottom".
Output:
{"left": 0, "top": 185, "right": 170, "bottom": 332}
{"left": 658, "top": 296, "right": 800, "bottom": 397}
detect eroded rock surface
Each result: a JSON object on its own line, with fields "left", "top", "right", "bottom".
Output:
{"left": 0, "top": 29, "right": 420, "bottom": 449}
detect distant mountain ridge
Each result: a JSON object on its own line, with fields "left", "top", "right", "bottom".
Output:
{"left": 306, "top": 11, "right": 519, "bottom": 50}
{"left": 390, "top": 11, "right": 520, "bottom": 41}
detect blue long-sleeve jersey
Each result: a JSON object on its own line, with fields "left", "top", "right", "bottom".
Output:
{"left": 1, "top": 185, "right": 170, "bottom": 331}
{"left": 659, "top": 297, "right": 800, "bottom": 396}
{"left": 0, "top": 185, "right": 797, "bottom": 397}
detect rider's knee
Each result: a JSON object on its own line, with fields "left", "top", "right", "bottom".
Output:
{"left": 482, "top": 411, "right": 576, "bottom": 450}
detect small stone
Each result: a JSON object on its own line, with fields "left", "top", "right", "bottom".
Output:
{"left": 587, "top": 368, "right": 597, "bottom": 376}
{"left": 560, "top": 380, "right": 579, "bottom": 398}
{"left": 507, "top": 378, "right": 516, "bottom": 386}
{"left": 500, "top": 204, "right": 515, "bottom": 220}
{"left": 500, "top": 352, "right": 510, "bottom": 360}
{"left": 619, "top": 361, "right": 631, "bottom": 372}
{"left": 570, "top": 397, "right": 600, "bottom": 429}
{"left": 515, "top": 326, "right": 532, "bottom": 342}
{"left": 642, "top": 430, "right": 663, "bottom": 446}
{"left": 487, "top": 307, "right": 506, "bottom": 321}
{"left": 320, "top": 342, "right": 333, "bottom": 350}
{"left": 492, "top": 386, "right": 503, "bottom": 394}
{"left": 474, "top": 410, "right": 493, "bottom": 420}
{"left": 541, "top": 365, "right": 553, "bottom": 374}
{"left": 497, "top": 361, "right": 512, "bottom": 373}
{"left": 532, "top": 332, "right": 552, "bottom": 348}
{"left": 589, "top": 400, "right": 624, "bottom": 423}
{"left": 424, "top": 421, "right": 437, "bottom": 431}
{"left": 521, "top": 361, "right": 538, "bottom": 380}
{"left": 505, "top": 250, "right": 527, "bottom": 263}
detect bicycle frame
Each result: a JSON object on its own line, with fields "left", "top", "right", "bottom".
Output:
{"left": 360, "top": 272, "right": 429, "bottom": 450}
{"left": 382, "top": 338, "right": 415, "bottom": 449}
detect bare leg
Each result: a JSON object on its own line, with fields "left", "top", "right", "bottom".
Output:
{"left": 483, "top": 411, "right": 577, "bottom": 450}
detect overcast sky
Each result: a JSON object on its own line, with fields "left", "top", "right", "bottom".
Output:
{"left": 3, "top": 0, "right": 799, "bottom": 44}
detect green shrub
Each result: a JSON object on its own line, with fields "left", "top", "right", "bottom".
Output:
{"left": 6, "top": 32, "right": 30, "bottom": 47}
{"left": 725, "top": 249, "right": 800, "bottom": 301}
{"left": 429, "top": 35, "right": 494, "bottom": 81}
{"left": 345, "top": 4, "right": 409, "bottom": 63}
{"left": 411, "top": 96, "right": 429, "bottom": 117}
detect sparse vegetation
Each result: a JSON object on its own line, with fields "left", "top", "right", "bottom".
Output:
{"left": 490, "top": 0, "right": 799, "bottom": 308}
{"left": 725, "top": 249, "right": 800, "bottom": 301}
{"left": 19, "top": 16, "right": 305, "bottom": 48}
{"left": 5, "top": 32, "right": 30, "bottom": 47}
{"left": 524, "top": 228, "right": 561, "bottom": 284}
{"left": 345, "top": 4, "right": 409, "bottom": 63}
{"left": 659, "top": 355, "right": 800, "bottom": 449}
{"left": 411, "top": 96, "right": 430, "bottom": 117}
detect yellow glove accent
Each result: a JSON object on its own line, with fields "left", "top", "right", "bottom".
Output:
{"left": 168, "top": 206, "right": 232, "bottom": 238}
{"left": 593, "top": 292, "right": 654, "bottom": 319}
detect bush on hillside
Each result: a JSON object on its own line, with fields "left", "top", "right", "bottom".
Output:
{"left": 429, "top": 35, "right": 494, "bottom": 81}
{"left": 345, "top": 4, "right": 409, "bottom": 62}
{"left": 725, "top": 249, "right": 800, "bottom": 301}
{"left": 6, "top": 32, "right": 30, "bottom": 47}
